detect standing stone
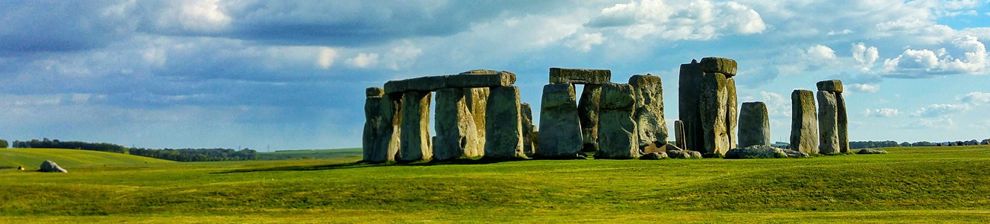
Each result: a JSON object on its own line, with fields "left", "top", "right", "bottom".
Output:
{"left": 578, "top": 84, "right": 602, "bottom": 152}
{"left": 485, "top": 86, "right": 524, "bottom": 160}
{"left": 679, "top": 60, "right": 704, "bottom": 152}
{"left": 790, "top": 90, "right": 818, "bottom": 154}
{"left": 629, "top": 75, "right": 668, "bottom": 148}
{"left": 699, "top": 72, "right": 730, "bottom": 156}
{"left": 674, "top": 120, "right": 687, "bottom": 150}
{"left": 434, "top": 88, "right": 479, "bottom": 161}
{"left": 466, "top": 87, "right": 489, "bottom": 152}
{"left": 738, "top": 102, "right": 771, "bottom": 148}
{"left": 836, "top": 93, "right": 850, "bottom": 153}
{"left": 398, "top": 91, "right": 432, "bottom": 162}
{"left": 726, "top": 78, "right": 738, "bottom": 150}
{"left": 521, "top": 103, "right": 536, "bottom": 157}
{"left": 363, "top": 87, "right": 389, "bottom": 163}
{"left": 817, "top": 90, "right": 840, "bottom": 154}
{"left": 538, "top": 84, "right": 584, "bottom": 158}
{"left": 382, "top": 94, "right": 402, "bottom": 162}
{"left": 597, "top": 83, "right": 639, "bottom": 159}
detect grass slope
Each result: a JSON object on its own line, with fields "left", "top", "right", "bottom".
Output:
{"left": 256, "top": 148, "right": 361, "bottom": 160}
{"left": 0, "top": 148, "right": 172, "bottom": 169}
{"left": 1, "top": 146, "right": 990, "bottom": 223}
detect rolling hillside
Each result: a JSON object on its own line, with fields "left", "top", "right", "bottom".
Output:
{"left": 0, "top": 148, "right": 172, "bottom": 169}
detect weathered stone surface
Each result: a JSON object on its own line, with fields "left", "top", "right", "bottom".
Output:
{"left": 790, "top": 90, "right": 819, "bottom": 154}
{"left": 725, "top": 145, "right": 788, "bottom": 159}
{"left": 700, "top": 57, "right": 738, "bottom": 77}
{"left": 836, "top": 93, "right": 850, "bottom": 154}
{"left": 700, "top": 72, "right": 730, "bottom": 157}
{"left": 39, "top": 160, "right": 67, "bottom": 173}
{"left": 816, "top": 80, "right": 843, "bottom": 93}
{"left": 666, "top": 149, "right": 703, "bottom": 159}
{"left": 578, "top": 84, "right": 601, "bottom": 152}
{"left": 434, "top": 88, "right": 479, "bottom": 161}
{"left": 363, "top": 91, "right": 389, "bottom": 163}
{"left": 817, "top": 90, "right": 840, "bottom": 155}
{"left": 726, "top": 78, "right": 738, "bottom": 150}
{"left": 549, "top": 68, "right": 611, "bottom": 84}
{"left": 674, "top": 120, "right": 687, "bottom": 150}
{"left": 679, "top": 61, "right": 704, "bottom": 152}
{"left": 398, "top": 91, "right": 432, "bottom": 162}
{"left": 687, "top": 150, "right": 703, "bottom": 159}
{"left": 784, "top": 149, "right": 811, "bottom": 158}
{"left": 521, "top": 103, "right": 536, "bottom": 157}
{"left": 485, "top": 86, "right": 525, "bottom": 160}
{"left": 538, "top": 84, "right": 584, "bottom": 158}
{"left": 383, "top": 73, "right": 516, "bottom": 94}
{"left": 857, "top": 148, "right": 887, "bottom": 154}
{"left": 597, "top": 83, "right": 639, "bottom": 159}
{"left": 640, "top": 151, "right": 668, "bottom": 160}
{"left": 366, "top": 87, "right": 384, "bottom": 97}
{"left": 466, "top": 87, "right": 489, "bottom": 151}
{"left": 738, "top": 102, "right": 771, "bottom": 148}
{"left": 641, "top": 143, "right": 667, "bottom": 154}
{"left": 382, "top": 94, "right": 402, "bottom": 162}
{"left": 629, "top": 74, "right": 668, "bottom": 148}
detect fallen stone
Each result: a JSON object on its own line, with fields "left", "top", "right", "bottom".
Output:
{"left": 578, "top": 84, "right": 602, "bottom": 153}
{"left": 790, "top": 90, "right": 819, "bottom": 155}
{"left": 641, "top": 143, "right": 667, "bottom": 154}
{"left": 700, "top": 57, "right": 738, "bottom": 77}
{"left": 687, "top": 150, "right": 704, "bottom": 159}
{"left": 597, "top": 83, "right": 639, "bottom": 159}
{"left": 538, "top": 84, "right": 584, "bottom": 159}
{"left": 640, "top": 151, "right": 668, "bottom": 160}
{"left": 817, "top": 90, "right": 840, "bottom": 155}
{"left": 629, "top": 74, "right": 668, "bottom": 148}
{"left": 39, "top": 160, "right": 67, "bottom": 173}
{"left": 399, "top": 91, "right": 433, "bottom": 162}
{"left": 666, "top": 149, "right": 702, "bottom": 159}
{"left": 700, "top": 72, "right": 730, "bottom": 156}
{"left": 738, "top": 102, "right": 771, "bottom": 148}
{"left": 434, "top": 88, "right": 480, "bottom": 161}
{"left": 521, "top": 103, "right": 536, "bottom": 157}
{"left": 784, "top": 149, "right": 810, "bottom": 158}
{"left": 725, "top": 145, "right": 788, "bottom": 159}
{"left": 549, "top": 68, "right": 611, "bottom": 84}
{"left": 485, "top": 86, "right": 525, "bottom": 160}
{"left": 816, "top": 80, "right": 843, "bottom": 93}
{"left": 857, "top": 148, "right": 888, "bottom": 154}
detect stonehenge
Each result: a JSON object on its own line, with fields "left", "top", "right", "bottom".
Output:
{"left": 362, "top": 58, "right": 858, "bottom": 164}
{"left": 790, "top": 90, "right": 819, "bottom": 154}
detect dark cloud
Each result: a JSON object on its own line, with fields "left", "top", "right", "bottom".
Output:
{"left": 0, "top": 1, "right": 130, "bottom": 53}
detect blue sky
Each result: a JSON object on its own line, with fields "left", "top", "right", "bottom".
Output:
{"left": 1, "top": 0, "right": 988, "bottom": 150}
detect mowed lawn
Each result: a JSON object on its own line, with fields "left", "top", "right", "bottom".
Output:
{"left": 1, "top": 146, "right": 990, "bottom": 223}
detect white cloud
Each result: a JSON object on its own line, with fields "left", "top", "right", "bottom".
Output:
{"left": 156, "top": 0, "right": 232, "bottom": 33}
{"left": 807, "top": 44, "right": 837, "bottom": 61}
{"left": 565, "top": 32, "right": 605, "bottom": 52}
{"left": 883, "top": 35, "right": 988, "bottom": 76}
{"left": 865, "top": 108, "right": 899, "bottom": 117}
{"left": 914, "top": 103, "right": 970, "bottom": 117}
{"left": 316, "top": 47, "right": 337, "bottom": 69}
{"left": 851, "top": 43, "right": 879, "bottom": 71}
{"left": 849, "top": 83, "right": 879, "bottom": 93}
{"left": 345, "top": 53, "right": 379, "bottom": 68}
{"left": 382, "top": 42, "right": 422, "bottom": 70}
{"left": 586, "top": 0, "right": 765, "bottom": 41}
{"left": 827, "top": 29, "right": 853, "bottom": 36}
{"left": 902, "top": 117, "right": 955, "bottom": 129}
{"left": 960, "top": 91, "right": 990, "bottom": 104}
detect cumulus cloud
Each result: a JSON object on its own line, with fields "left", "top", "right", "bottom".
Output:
{"left": 848, "top": 83, "right": 879, "bottom": 93}
{"left": 316, "top": 47, "right": 337, "bottom": 69}
{"left": 865, "top": 108, "right": 899, "bottom": 117}
{"left": 851, "top": 42, "right": 879, "bottom": 71}
{"left": 345, "top": 53, "right": 379, "bottom": 68}
{"left": 585, "top": 0, "right": 765, "bottom": 40}
{"left": 883, "top": 35, "right": 988, "bottom": 76}
{"left": 565, "top": 32, "right": 605, "bottom": 52}
{"left": 960, "top": 91, "right": 990, "bottom": 104}
{"left": 914, "top": 103, "right": 970, "bottom": 117}
{"left": 807, "top": 45, "right": 837, "bottom": 61}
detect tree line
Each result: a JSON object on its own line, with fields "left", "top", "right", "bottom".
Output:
{"left": 9, "top": 138, "right": 256, "bottom": 161}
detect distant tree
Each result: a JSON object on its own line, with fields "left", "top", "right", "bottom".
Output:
{"left": 0, "top": 139, "right": 7, "bottom": 148}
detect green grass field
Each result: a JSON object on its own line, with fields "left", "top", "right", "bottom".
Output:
{"left": 256, "top": 148, "right": 361, "bottom": 160}
{"left": 0, "top": 148, "right": 172, "bottom": 169}
{"left": 2, "top": 146, "right": 990, "bottom": 223}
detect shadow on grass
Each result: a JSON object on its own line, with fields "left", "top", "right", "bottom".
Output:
{"left": 214, "top": 158, "right": 553, "bottom": 174}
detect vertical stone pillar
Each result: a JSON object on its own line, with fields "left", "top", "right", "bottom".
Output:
{"left": 484, "top": 86, "right": 524, "bottom": 160}
{"left": 738, "top": 102, "right": 770, "bottom": 148}
{"left": 521, "top": 103, "right": 536, "bottom": 157}
{"left": 537, "top": 84, "right": 583, "bottom": 158}
{"left": 700, "top": 72, "right": 729, "bottom": 156}
{"left": 679, "top": 57, "right": 737, "bottom": 156}
{"left": 790, "top": 90, "right": 819, "bottom": 154}
{"left": 817, "top": 90, "right": 840, "bottom": 154}
{"left": 363, "top": 87, "right": 388, "bottom": 163}
{"left": 433, "top": 88, "right": 479, "bottom": 161}
{"left": 674, "top": 120, "right": 687, "bottom": 150}
{"left": 678, "top": 60, "right": 704, "bottom": 152}
{"left": 578, "top": 84, "right": 601, "bottom": 152}
{"left": 629, "top": 74, "right": 667, "bottom": 148}
{"left": 398, "top": 91, "right": 432, "bottom": 162}
{"left": 726, "top": 78, "right": 738, "bottom": 150}
{"left": 383, "top": 94, "right": 402, "bottom": 162}
{"left": 817, "top": 80, "right": 849, "bottom": 153}
{"left": 597, "top": 83, "right": 639, "bottom": 159}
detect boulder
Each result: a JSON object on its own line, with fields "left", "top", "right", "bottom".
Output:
{"left": 816, "top": 80, "right": 843, "bottom": 93}
{"left": 578, "top": 84, "right": 602, "bottom": 152}
{"left": 674, "top": 120, "right": 687, "bottom": 150}
{"left": 39, "top": 160, "right": 67, "bottom": 173}
{"left": 484, "top": 86, "right": 525, "bottom": 160}
{"left": 857, "top": 148, "right": 888, "bottom": 154}
{"left": 538, "top": 84, "right": 584, "bottom": 158}
{"left": 699, "top": 72, "right": 730, "bottom": 157}
{"left": 434, "top": 88, "right": 480, "bottom": 161}
{"left": 790, "top": 90, "right": 819, "bottom": 154}
{"left": 687, "top": 150, "right": 704, "bottom": 159}
{"left": 549, "top": 68, "right": 611, "bottom": 84}
{"left": 640, "top": 152, "right": 668, "bottom": 160}
{"left": 597, "top": 83, "right": 639, "bottom": 159}
{"left": 17, "top": 166, "right": 25, "bottom": 171}
{"left": 817, "top": 90, "right": 840, "bottom": 155}
{"left": 783, "top": 149, "right": 811, "bottom": 158}
{"left": 629, "top": 74, "right": 668, "bottom": 148}
{"left": 738, "top": 102, "right": 771, "bottom": 148}
{"left": 724, "top": 145, "right": 788, "bottom": 159}
{"left": 699, "top": 57, "right": 737, "bottom": 77}
{"left": 666, "top": 149, "right": 702, "bottom": 159}
{"left": 398, "top": 91, "right": 433, "bottom": 162}
{"left": 521, "top": 103, "right": 536, "bottom": 157}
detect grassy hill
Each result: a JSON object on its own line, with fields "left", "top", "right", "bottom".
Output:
{"left": 0, "top": 148, "right": 172, "bottom": 169}
{"left": 256, "top": 148, "right": 361, "bottom": 160}
{"left": 1, "top": 146, "right": 989, "bottom": 223}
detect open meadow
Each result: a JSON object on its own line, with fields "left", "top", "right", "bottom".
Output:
{"left": 2, "top": 146, "right": 990, "bottom": 223}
